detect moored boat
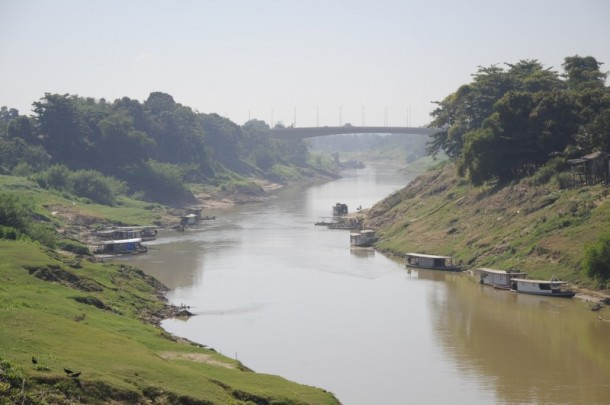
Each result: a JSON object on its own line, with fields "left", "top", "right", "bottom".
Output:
{"left": 332, "top": 202, "right": 348, "bottom": 216}
{"left": 94, "top": 238, "right": 148, "bottom": 255}
{"left": 475, "top": 268, "right": 527, "bottom": 289}
{"left": 510, "top": 278, "right": 575, "bottom": 298}
{"left": 350, "top": 230, "right": 376, "bottom": 247}
{"left": 405, "top": 253, "right": 461, "bottom": 272}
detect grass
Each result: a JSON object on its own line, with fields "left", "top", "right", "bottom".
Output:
{"left": 368, "top": 164, "right": 610, "bottom": 290}
{"left": 0, "top": 174, "right": 174, "bottom": 229}
{"left": 0, "top": 240, "right": 339, "bottom": 404}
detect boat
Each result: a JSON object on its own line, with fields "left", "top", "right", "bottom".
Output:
{"left": 404, "top": 253, "right": 461, "bottom": 272}
{"left": 510, "top": 277, "right": 575, "bottom": 298}
{"left": 95, "top": 226, "right": 157, "bottom": 241}
{"left": 474, "top": 268, "right": 527, "bottom": 290}
{"left": 350, "top": 230, "right": 376, "bottom": 247}
{"left": 180, "top": 214, "right": 198, "bottom": 226}
{"left": 94, "top": 238, "right": 148, "bottom": 255}
{"left": 332, "top": 202, "right": 348, "bottom": 216}
{"left": 314, "top": 216, "right": 336, "bottom": 226}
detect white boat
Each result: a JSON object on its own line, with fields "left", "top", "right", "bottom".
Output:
{"left": 405, "top": 253, "right": 461, "bottom": 272}
{"left": 94, "top": 238, "right": 148, "bottom": 255}
{"left": 350, "top": 230, "right": 376, "bottom": 247}
{"left": 475, "top": 268, "right": 527, "bottom": 290}
{"left": 510, "top": 278, "right": 575, "bottom": 298}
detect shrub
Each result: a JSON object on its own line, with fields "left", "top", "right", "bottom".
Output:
{"left": 70, "top": 169, "right": 127, "bottom": 206}
{"left": 583, "top": 233, "right": 610, "bottom": 282}
{"left": 529, "top": 157, "right": 569, "bottom": 186}
{"left": 58, "top": 239, "right": 91, "bottom": 255}
{"left": 0, "top": 193, "right": 32, "bottom": 230}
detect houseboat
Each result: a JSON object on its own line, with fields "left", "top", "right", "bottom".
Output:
{"left": 510, "top": 278, "right": 576, "bottom": 298}
{"left": 96, "top": 228, "right": 140, "bottom": 241}
{"left": 95, "top": 226, "right": 157, "bottom": 241}
{"left": 475, "top": 268, "right": 527, "bottom": 290}
{"left": 350, "top": 230, "right": 376, "bottom": 247}
{"left": 180, "top": 214, "right": 198, "bottom": 226}
{"left": 94, "top": 238, "right": 148, "bottom": 255}
{"left": 332, "top": 202, "right": 348, "bottom": 216}
{"left": 405, "top": 253, "right": 461, "bottom": 272}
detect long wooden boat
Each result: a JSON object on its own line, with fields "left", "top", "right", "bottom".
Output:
{"left": 405, "top": 253, "right": 461, "bottom": 272}
{"left": 474, "top": 268, "right": 527, "bottom": 289}
{"left": 510, "top": 278, "right": 575, "bottom": 298}
{"left": 94, "top": 238, "right": 148, "bottom": 255}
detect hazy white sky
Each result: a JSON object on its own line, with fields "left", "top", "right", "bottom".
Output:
{"left": 1, "top": 0, "right": 609, "bottom": 127}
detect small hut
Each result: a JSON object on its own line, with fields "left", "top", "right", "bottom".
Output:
{"left": 568, "top": 151, "right": 609, "bottom": 186}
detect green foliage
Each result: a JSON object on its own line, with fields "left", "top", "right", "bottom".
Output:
{"left": 70, "top": 169, "right": 127, "bottom": 206}
{"left": 583, "top": 233, "right": 610, "bottom": 283}
{"left": 58, "top": 239, "right": 91, "bottom": 255}
{"left": 0, "top": 192, "right": 32, "bottom": 230}
{"left": 528, "top": 157, "right": 569, "bottom": 186}
{"left": 34, "top": 165, "right": 126, "bottom": 206}
{"left": 428, "top": 56, "right": 609, "bottom": 186}
{"left": 3, "top": 91, "right": 336, "bottom": 205}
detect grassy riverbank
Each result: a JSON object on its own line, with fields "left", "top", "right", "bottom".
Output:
{"left": 0, "top": 239, "right": 339, "bottom": 403}
{"left": 366, "top": 162, "right": 610, "bottom": 295}
{"left": 0, "top": 174, "right": 340, "bottom": 403}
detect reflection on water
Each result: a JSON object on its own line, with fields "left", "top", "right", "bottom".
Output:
{"left": 432, "top": 274, "right": 610, "bottom": 404}
{"left": 125, "top": 163, "right": 610, "bottom": 405}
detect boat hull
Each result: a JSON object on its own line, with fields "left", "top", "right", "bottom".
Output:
{"left": 511, "top": 290, "right": 575, "bottom": 298}
{"left": 405, "top": 264, "right": 462, "bottom": 272}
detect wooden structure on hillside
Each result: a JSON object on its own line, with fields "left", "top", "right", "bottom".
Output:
{"left": 568, "top": 151, "right": 609, "bottom": 186}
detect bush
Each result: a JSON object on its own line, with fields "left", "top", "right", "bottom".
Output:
{"left": 529, "top": 157, "right": 569, "bottom": 186}
{"left": 58, "top": 239, "right": 91, "bottom": 255}
{"left": 583, "top": 233, "right": 610, "bottom": 282}
{"left": 70, "top": 169, "right": 127, "bottom": 206}
{"left": 0, "top": 193, "right": 32, "bottom": 230}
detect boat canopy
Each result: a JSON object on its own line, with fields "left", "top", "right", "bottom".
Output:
{"left": 99, "top": 238, "right": 142, "bottom": 245}
{"left": 405, "top": 253, "right": 452, "bottom": 260}
{"left": 476, "top": 268, "right": 527, "bottom": 275}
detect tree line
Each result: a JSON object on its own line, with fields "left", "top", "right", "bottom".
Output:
{"left": 0, "top": 92, "right": 313, "bottom": 205}
{"left": 427, "top": 55, "right": 610, "bottom": 185}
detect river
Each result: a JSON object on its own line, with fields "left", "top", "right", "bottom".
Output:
{"left": 125, "top": 162, "right": 610, "bottom": 405}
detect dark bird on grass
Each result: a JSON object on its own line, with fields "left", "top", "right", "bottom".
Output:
{"left": 70, "top": 372, "right": 81, "bottom": 378}
{"left": 31, "top": 356, "right": 38, "bottom": 364}
{"left": 64, "top": 368, "right": 74, "bottom": 375}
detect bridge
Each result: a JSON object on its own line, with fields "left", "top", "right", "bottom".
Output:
{"left": 269, "top": 126, "right": 441, "bottom": 140}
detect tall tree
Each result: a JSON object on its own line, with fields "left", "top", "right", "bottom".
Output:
{"left": 33, "top": 93, "right": 94, "bottom": 168}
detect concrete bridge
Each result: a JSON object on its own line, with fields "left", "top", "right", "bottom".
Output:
{"left": 269, "top": 126, "right": 440, "bottom": 140}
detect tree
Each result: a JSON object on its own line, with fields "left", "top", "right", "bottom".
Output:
{"left": 562, "top": 55, "right": 607, "bottom": 91}
{"left": 98, "top": 111, "right": 154, "bottom": 174}
{"left": 428, "top": 65, "right": 515, "bottom": 158}
{"left": 33, "top": 93, "right": 94, "bottom": 168}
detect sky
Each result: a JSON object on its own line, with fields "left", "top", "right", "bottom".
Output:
{"left": 1, "top": 0, "right": 609, "bottom": 128}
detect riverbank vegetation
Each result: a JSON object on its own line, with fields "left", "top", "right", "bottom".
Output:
{"left": 1, "top": 92, "right": 339, "bottom": 207}
{"left": 368, "top": 55, "right": 610, "bottom": 292}
{"left": 0, "top": 96, "right": 344, "bottom": 401}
